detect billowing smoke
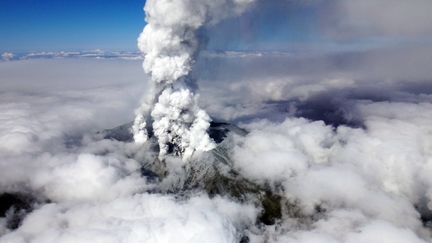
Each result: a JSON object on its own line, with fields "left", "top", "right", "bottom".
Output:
{"left": 132, "top": 0, "right": 255, "bottom": 160}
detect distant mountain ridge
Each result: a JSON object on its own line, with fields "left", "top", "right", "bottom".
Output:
{"left": 1, "top": 50, "right": 296, "bottom": 62}
{"left": 0, "top": 50, "right": 143, "bottom": 61}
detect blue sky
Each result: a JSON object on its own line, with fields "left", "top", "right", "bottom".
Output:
{"left": 0, "top": 0, "right": 327, "bottom": 52}
{"left": 1, "top": 0, "right": 426, "bottom": 53}
{"left": 0, "top": 0, "right": 145, "bottom": 52}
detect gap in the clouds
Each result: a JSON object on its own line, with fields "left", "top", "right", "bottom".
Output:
{"left": 416, "top": 198, "right": 432, "bottom": 228}
{"left": 227, "top": 95, "right": 366, "bottom": 129}
{"left": 255, "top": 81, "right": 432, "bottom": 129}
{"left": 0, "top": 193, "right": 40, "bottom": 230}
{"left": 288, "top": 98, "right": 364, "bottom": 129}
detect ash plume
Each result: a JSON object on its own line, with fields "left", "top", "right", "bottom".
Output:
{"left": 132, "top": 0, "right": 255, "bottom": 160}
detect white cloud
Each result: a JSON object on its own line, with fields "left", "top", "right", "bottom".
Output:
{"left": 0, "top": 59, "right": 259, "bottom": 242}
{"left": 0, "top": 59, "right": 148, "bottom": 197}
{"left": 227, "top": 100, "right": 432, "bottom": 242}
{"left": 1, "top": 34, "right": 432, "bottom": 242}
{"left": 0, "top": 194, "right": 257, "bottom": 243}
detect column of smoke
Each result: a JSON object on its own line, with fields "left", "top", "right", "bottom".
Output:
{"left": 132, "top": 0, "right": 255, "bottom": 160}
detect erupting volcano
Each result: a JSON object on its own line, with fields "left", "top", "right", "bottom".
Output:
{"left": 132, "top": 0, "right": 255, "bottom": 160}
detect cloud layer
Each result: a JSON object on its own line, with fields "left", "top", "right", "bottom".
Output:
{"left": 1, "top": 21, "right": 432, "bottom": 242}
